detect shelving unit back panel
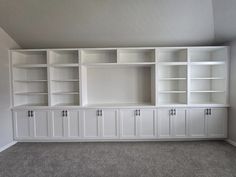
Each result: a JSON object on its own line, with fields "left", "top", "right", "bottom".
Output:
{"left": 86, "top": 66, "right": 154, "bottom": 105}
{"left": 13, "top": 68, "right": 47, "bottom": 81}
{"left": 159, "top": 80, "right": 187, "bottom": 91}
{"left": 14, "top": 82, "right": 48, "bottom": 93}
{"left": 81, "top": 49, "right": 117, "bottom": 64}
{"left": 189, "top": 48, "right": 227, "bottom": 62}
{"left": 51, "top": 94, "right": 80, "bottom": 106}
{"left": 51, "top": 81, "right": 79, "bottom": 93}
{"left": 158, "top": 65, "right": 187, "bottom": 78}
{"left": 158, "top": 48, "right": 187, "bottom": 62}
{"left": 14, "top": 95, "right": 48, "bottom": 106}
{"left": 118, "top": 49, "right": 155, "bottom": 63}
{"left": 190, "top": 92, "right": 226, "bottom": 104}
{"left": 50, "top": 67, "right": 79, "bottom": 80}
{"left": 49, "top": 50, "right": 79, "bottom": 64}
{"left": 158, "top": 93, "right": 187, "bottom": 105}
{"left": 12, "top": 51, "right": 47, "bottom": 65}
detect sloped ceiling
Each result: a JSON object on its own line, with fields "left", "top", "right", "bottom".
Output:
{"left": 0, "top": 0, "right": 215, "bottom": 48}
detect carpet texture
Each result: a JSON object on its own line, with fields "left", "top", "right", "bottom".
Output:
{"left": 0, "top": 141, "right": 236, "bottom": 177}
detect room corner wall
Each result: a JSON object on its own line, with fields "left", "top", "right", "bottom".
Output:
{"left": 0, "top": 27, "right": 20, "bottom": 149}
{"left": 229, "top": 40, "right": 236, "bottom": 142}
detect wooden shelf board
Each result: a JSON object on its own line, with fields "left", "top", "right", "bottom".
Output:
{"left": 191, "top": 77, "right": 224, "bottom": 80}
{"left": 190, "top": 61, "right": 225, "bottom": 65}
{"left": 51, "top": 63, "right": 79, "bottom": 67}
{"left": 51, "top": 79, "right": 79, "bottom": 82}
{"left": 14, "top": 80, "right": 47, "bottom": 82}
{"left": 190, "top": 90, "right": 225, "bottom": 93}
{"left": 52, "top": 92, "right": 79, "bottom": 95}
{"left": 158, "top": 91, "right": 187, "bottom": 93}
{"left": 13, "top": 64, "right": 47, "bottom": 68}
{"left": 158, "top": 78, "right": 187, "bottom": 81}
{"left": 14, "top": 92, "right": 48, "bottom": 95}
{"left": 158, "top": 62, "right": 187, "bottom": 65}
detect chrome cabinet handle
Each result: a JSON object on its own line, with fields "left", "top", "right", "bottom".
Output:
{"left": 28, "top": 110, "right": 31, "bottom": 117}
{"left": 30, "top": 111, "right": 34, "bottom": 117}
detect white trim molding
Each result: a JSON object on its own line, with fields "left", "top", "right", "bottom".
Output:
{"left": 0, "top": 141, "right": 17, "bottom": 153}
{"left": 226, "top": 139, "right": 236, "bottom": 147}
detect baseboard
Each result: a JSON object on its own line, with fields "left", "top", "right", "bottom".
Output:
{"left": 0, "top": 141, "right": 17, "bottom": 153}
{"left": 226, "top": 139, "right": 236, "bottom": 147}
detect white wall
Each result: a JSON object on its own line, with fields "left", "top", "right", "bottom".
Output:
{"left": 0, "top": 27, "right": 20, "bottom": 149}
{"left": 212, "top": 0, "right": 236, "bottom": 43}
{"left": 229, "top": 41, "right": 236, "bottom": 142}
{"left": 0, "top": 0, "right": 214, "bottom": 48}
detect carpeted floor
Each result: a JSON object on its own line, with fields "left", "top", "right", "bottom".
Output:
{"left": 0, "top": 141, "right": 236, "bottom": 177}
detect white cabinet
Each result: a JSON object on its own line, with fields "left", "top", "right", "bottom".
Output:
{"left": 51, "top": 110, "right": 65, "bottom": 138}
{"left": 188, "top": 108, "right": 227, "bottom": 138}
{"left": 100, "top": 109, "right": 119, "bottom": 139}
{"left": 188, "top": 108, "right": 206, "bottom": 137}
{"left": 82, "top": 109, "right": 118, "bottom": 139}
{"left": 13, "top": 110, "right": 32, "bottom": 139}
{"left": 158, "top": 108, "right": 187, "bottom": 138}
{"left": 13, "top": 109, "right": 49, "bottom": 139}
{"left": 50, "top": 109, "right": 81, "bottom": 138}
{"left": 207, "top": 108, "right": 227, "bottom": 138}
{"left": 32, "top": 110, "right": 49, "bottom": 138}
{"left": 82, "top": 109, "right": 100, "bottom": 138}
{"left": 120, "top": 109, "right": 156, "bottom": 139}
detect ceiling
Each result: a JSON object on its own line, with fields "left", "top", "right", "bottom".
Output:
{"left": 0, "top": 0, "right": 233, "bottom": 48}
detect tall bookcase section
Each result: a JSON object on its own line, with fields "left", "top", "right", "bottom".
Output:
{"left": 80, "top": 48, "right": 156, "bottom": 106}
{"left": 49, "top": 50, "right": 80, "bottom": 106}
{"left": 157, "top": 48, "right": 188, "bottom": 105}
{"left": 189, "top": 47, "right": 228, "bottom": 105}
{"left": 11, "top": 50, "right": 48, "bottom": 106}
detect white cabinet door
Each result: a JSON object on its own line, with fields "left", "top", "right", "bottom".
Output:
{"left": 83, "top": 109, "right": 100, "bottom": 138}
{"left": 207, "top": 108, "right": 227, "bottom": 138}
{"left": 138, "top": 109, "right": 156, "bottom": 138}
{"left": 51, "top": 110, "right": 65, "bottom": 138}
{"left": 188, "top": 109, "right": 206, "bottom": 138}
{"left": 67, "top": 110, "right": 81, "bottom": 138}
{"left": 32, "top": 110, "right": 49, "bottom": 138}
{"left": 101, "top": 109, "right": 119, "bottom": 139}
{"left": 13, "top": 110, "right": 32, "bottom": 139}
{"left": 172, "top": 109, "right": 187, "bottom": 137}
{"left": 120, "top": 109, "right": 137, "bottom": 139}
{"left": 158, "top": 109, "right": 172, "bottom": 138}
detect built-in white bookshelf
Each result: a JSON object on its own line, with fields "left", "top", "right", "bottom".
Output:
{"left": 49, "top": 50, "right": 80, "bottom": 106}
{"left": 10, "top": 47, "right": 229, "bottom": 107}
{"left": 189, "top": 47, "right": 227, "bottom": 104}
{"left": 11, "top": 50, "right": 48, "bottom": 106}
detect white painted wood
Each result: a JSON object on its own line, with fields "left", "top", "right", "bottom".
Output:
{"left": 120, "top": 109, "right": 137, "bottom": 139}
{"left": 83, "top": 109, "right": 100, "bottom": 138}
{"left": 51, "top": 110, "right": 65, "bottom": 138}
{"left": 138, "top": 109, "right": 156, "bottom": 138}
{"left": 188, "top": 108, "right": 206, "bottom": 137}
{"left": 32, "top": 110, "right": 49, "bottom": 138}
{"left": 172, "top": 109, "right": 188, "bottom": 137}
{"left": 101, "top": 109, "right": 119, "bottom": 139}
{"left": 157, "top": 109, "right": 172, "bottom": 138}
{"left": 13, "top": 110, "right": 32, "bottom": 139}
{"left": 67, "top": 110, "right": 81, "bottom": 138}
{"left": 207, "top": 108, "right": 227, "bottom": 138}
{"left": 0, "top": 141, "right": 17, "bottom": 153}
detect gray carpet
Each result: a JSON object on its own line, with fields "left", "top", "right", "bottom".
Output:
{"left": 0, "top": 141, "right": 236, "bottom": 177}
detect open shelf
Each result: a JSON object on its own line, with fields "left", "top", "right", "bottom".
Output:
{"left": 190, "top": 92, "right": 226, "bottom": 104}
{"left": 14, "top": 95, "right": 48, "bottom": 107}
{"left": 51, "top": 94, "right": 80, "bottom": 106}
{"left": 158, "top": 93, "right": 187, "bottom": 105}
{"left": 82, "top": 65, "right": 156, "bottom": 106}
{"left": 11, "top": 50, "right": 47, "bottom": 65}
{"left": 158, "top": 48, "right": 187, "bottom": 62}
{"left": 81, "top": 49, "right": 117, "bottom": 64}
{"left": 49, "top": 50, "right": 79, "bottom": 64}
{"left": 118, "top": 49, "right": 155, "bottom": 63}
{"left": 189, "top": 47, "right": 227, "bottom": 62}
{"left": 158, "top": 65, "right": 187, "bottom": 78}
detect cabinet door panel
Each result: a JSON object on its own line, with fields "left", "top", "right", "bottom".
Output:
{"left": 158, "top": 109, "right": 171, "bottom": 138}
{"left": 68, "top": 111, "right": 80, "bottom": 138}
{"left": 189, "top": 109, "right": 206, "bottom": 137}
{"left": 14, "top": 111, "right": 31, "bottom": 138}
{"left": 139, "top": 109, "right": 156, "bottom": 138}
{"left": 34, "top": 110, "right": 49, "bottom": 138}
{"left": 207, "top": 108, "right": 227, "bottom": 138}
{"left": 83, "top": 109, "right": 99, "bottom": 138}
{"left": 52, "top": 110, "right": 64, "bottom": 137}
{"left": 120, "top": 109, "right": 137, "bottom": 138}
{"left": 173, "top": 109, "right": 187, "bottom": 137}
{"left": 101, "top": 109, "right": 118, "bottom": 138}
